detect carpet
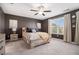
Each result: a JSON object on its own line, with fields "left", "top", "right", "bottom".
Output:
{"left": 5, "top": 38, "right": 79, "bottom": 55}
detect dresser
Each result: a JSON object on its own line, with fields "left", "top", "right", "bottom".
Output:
{"left": 0, "top": 34, "right": 5, "bottom": 55}
{"left": 10, "top": 34, "right": 18, "bottom": 41}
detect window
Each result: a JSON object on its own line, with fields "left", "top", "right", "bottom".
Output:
{"left": 48, "top": 17, "right": 64, "bottom": 35}
{"left": 9, "top": 20, "right": 18, "bottom": 30}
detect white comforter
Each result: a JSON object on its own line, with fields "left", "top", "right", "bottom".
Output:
{"left": 28, "top": 33, "right": 41, "bottom": 40}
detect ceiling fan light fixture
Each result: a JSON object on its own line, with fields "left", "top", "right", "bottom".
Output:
{"left": 39, "top": 11, "right": 43, "bottom": 14}
{"left": 30, "top": 4, "right": 51, "bottom": 16}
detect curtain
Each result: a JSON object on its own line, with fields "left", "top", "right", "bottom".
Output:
{"left": 75, "top": 11, "right": 79, "bottom": 44}
{"left": 64, "top": 14, "right": 72, "bottom": 42}
{"left": 48, "top": 19, "right": 52, "bottom": 38}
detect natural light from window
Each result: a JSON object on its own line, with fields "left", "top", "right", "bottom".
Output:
{"left": 48, "top": 17, "right": 64, "bottom": 35}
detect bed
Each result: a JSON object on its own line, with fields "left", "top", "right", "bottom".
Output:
{"left": 22, "top": 27, "right": 50, "bottom": 48}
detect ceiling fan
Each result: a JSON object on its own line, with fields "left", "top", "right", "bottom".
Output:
{"left": 30, "top": 4, "right": 52, "bottom": 16}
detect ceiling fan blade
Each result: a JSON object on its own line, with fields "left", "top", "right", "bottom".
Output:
{"left": 30, "top": 9, "right": 38, "bottom": 11}
{"left": 42, "top": 13, "right": 45, "bottom": 16}
{"left": 34, "top": 13, "right": 38, "bottom": 15}
{"left": 44, "top": 10, "right": 51, "bottom": 12}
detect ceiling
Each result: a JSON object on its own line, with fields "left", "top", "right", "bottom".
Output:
{"left": 1, "top": 3, "right": 79, "bottom": 20}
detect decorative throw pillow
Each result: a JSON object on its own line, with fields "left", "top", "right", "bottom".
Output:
{"left": 27, "top": 28, "right": 32, "bottom": 32}
{"left": 32, "top": 29, "right": 36, "bottom": 33}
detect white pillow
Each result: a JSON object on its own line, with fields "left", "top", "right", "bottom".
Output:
{"left": 32, "top": 29, "right": 36, "bottom": 33}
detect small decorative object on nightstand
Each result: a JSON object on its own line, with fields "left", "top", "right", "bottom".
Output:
{"left": 10, "top": 34, "right": 18, "bottom": 41}
{"left": 0, "top": 34, "right": 5, "bottom": 55}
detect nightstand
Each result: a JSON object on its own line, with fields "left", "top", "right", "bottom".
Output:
{"left": 10, "top": 34, "right": 18, "bottom": 41}
{"left": 0, "top": 34, "right": 5, "bottom": 55}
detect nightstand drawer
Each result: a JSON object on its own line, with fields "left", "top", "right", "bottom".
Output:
{"left": 0, "top": 40, "right": 3, "bottom": 43}
{"left": 0, "top": 36, "right": 4, "bottom": 39}
{"left": 0, "top": 34, "right": 5, "bottom": 55}
{"left": 0, "top": 47, "right": 5, "bottom": 55}
{"left": 10, "top": 34, "right": 18, "bottom": 41}
{"left": 0, "top": 42, "right": 5, "bottom": 55}
{"left": 11, "top": 35, "right": 17, "bottom": 37}
{"left": 0, "top": 42, "right": 5, "bottom": 47}
{"left": 0, "top": 46, "right": 3, "bottom": 50}
{"left": 0, "top": 37, "right": 5, "bottom": 41}
{"left": 11, "top": 36, "right": 18, "bottom": 38}
{"left": 11, "top": 36, "right": 18, "bottom": 40}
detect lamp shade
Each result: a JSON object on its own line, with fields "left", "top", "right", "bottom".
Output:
{"left": 12, "top": 28, "right": 17, "bottom": 32}
{"left": 37, "top": 23, "right": 41, "bottom": 29}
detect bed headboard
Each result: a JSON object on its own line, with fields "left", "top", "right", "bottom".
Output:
{"left": 22, "top": 27, "right": 26, "bottom": 32}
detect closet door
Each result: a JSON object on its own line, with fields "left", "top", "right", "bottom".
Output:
{"left": 75, "top": 11, "right": 79, "bottom": 44}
